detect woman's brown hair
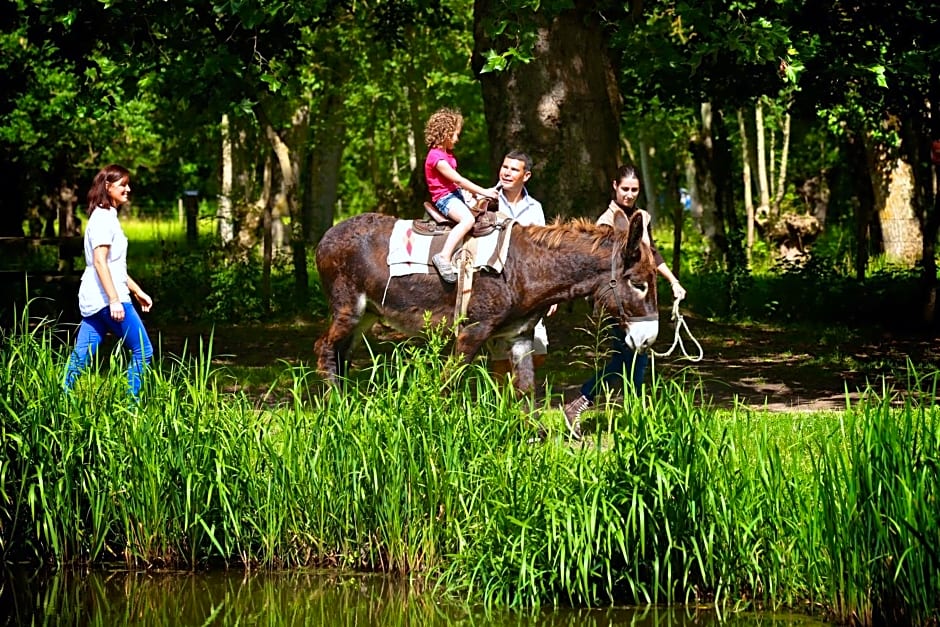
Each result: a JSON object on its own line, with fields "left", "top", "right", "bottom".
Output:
{"left": 86, "top": 164, "right": 131, "bottom": 214}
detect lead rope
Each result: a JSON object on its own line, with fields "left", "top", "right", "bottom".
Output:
{"left": 650, "top": 295, "right": 703, "bottom": 361}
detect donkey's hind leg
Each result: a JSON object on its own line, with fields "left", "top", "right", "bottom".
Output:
{"left": 315, "top": 306, "right": 362, "bottom": 386}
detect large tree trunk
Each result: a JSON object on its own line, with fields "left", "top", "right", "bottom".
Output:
{"left": 472, "top": 0, "right": 621, "bottom": 218}
{"left": 920, "top": 81, "right": 940, "bottom": 326}
{"left": 899, "top": 80, "right": 939, "bottom": 326}
{"left": 691, "top": 102, "right": 746, "bottom": 312}
{"left": 403, "top": 83, "right": 419, "bottom": 172}
{"left": 305, "top": 92, "right": 346, "bottom": 247}
{"left": 865, "top": 129, "right": 923, "bottom": 266}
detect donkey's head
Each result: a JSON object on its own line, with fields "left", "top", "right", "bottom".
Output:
{"left": 593, "top": 210, "right": 659, "bottom": 352}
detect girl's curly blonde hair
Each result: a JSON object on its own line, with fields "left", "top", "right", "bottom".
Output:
{"left": 424, "top": 108, "right": 463, "bottom": 148}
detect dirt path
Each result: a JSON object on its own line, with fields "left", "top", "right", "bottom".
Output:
{"left": 584, "top": 313, "right": 939, "bottom": 412}
{"left": 153, "top": 303, "right": 940, "bottom": 412}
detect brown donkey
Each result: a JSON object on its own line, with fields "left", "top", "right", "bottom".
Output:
{"left": 314, "top": 210, "right": 659, "bottom": 394}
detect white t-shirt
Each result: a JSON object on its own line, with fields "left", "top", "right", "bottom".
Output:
{"left": 78, "top": 206, "right": 130, "bottom": 317}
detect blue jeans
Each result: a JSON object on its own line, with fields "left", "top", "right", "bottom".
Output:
{"left": 434, "top": 190, "right": 470, "bottom": 217}
{"left": 64, "top": 303, "right": 153, "bottom": 398}
{"left": 580, "top": 325, "right": 648, "bottom": 402}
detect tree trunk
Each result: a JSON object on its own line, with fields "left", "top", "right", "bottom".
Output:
{"left": 922, "top": 89, "right": 939, "bottom": 326}
{"left": 261, "top": 104, "right": 309, "bottom": 305}
{"left": 900, "top": 79, "right": 939, "bottom": 326}
{"left": 667, "top": 165, "right": 683, "bottom": 277}
{"left": 738, "top": 108, "right": 755, "bottom": 259}
{"left": 846, "top": 132, "right": 874, "bottom": 281}
{"left": 262, "top": 189, "right": 273, "bottom": 314}
{"left": 218, "top": 113, "right": 235, "bottom": 245}
{"left": 772, "top": 111, "right": 792, "bottom": 212}
{"left": 879, "top": 159, "right": 922, "bottom": 265}
{"left": 404, "top": 83, "right": 419, "bottom": 173}
{"left": 638, "top": 138, "right": 657, "bottom": 218}
{"left": 689, "top": 103, "right": 725, "bottom": 265}
{"left": 238, "top": 154, "right": 274, "bottom": 251}
{"left": 390, "top": 116, "right": 401, "bottom": 187}
{"left": 923, "top": 184, "right": 939, "bottom": 326}
{"left": 473, "top": 0, "right": 621, "bottom": 218}
{"left": 306, "top": 92, "right": 346, "bottom": 247}
{"left": 56, "top": 181, "right": 80, "bottom": 237}
{"left": 768, "top": 117, "right": 776, "bottom": 200}
{"left": 712, "top": 107, "right": 743, "bottom": 249}
{"left": 865, "top": 129, "right": 923, "bottom": 266}
{"left": 755, "top": 99, "right": 771, "bottom": 216}
{"left": 0, "top": 162, "right": 28, "bottom": 237}
{"left": 55, "top": 180, "right": 81, "bottom": 272}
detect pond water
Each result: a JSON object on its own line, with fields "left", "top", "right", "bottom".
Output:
{"left": 1, "top": 569, "right": 830, "bottom": 626}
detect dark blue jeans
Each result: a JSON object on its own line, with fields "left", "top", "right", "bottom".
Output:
{"left": 579, "top": 325, "right": 648, "bottom": 402}
{"left": 63, "top": 303, "right": 153, "bottom": 398}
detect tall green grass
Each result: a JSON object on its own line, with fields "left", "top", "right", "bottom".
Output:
{"left": 1, "top": 305, "right": 937, "bottom": 625}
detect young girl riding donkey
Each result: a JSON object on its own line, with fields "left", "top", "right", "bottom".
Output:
{"left": 424, "top": 108, "right": 498, "bottom": 282}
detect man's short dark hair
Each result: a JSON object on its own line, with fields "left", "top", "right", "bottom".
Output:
{"left": 504, "top": 150, "right": 533, "bottom": 173}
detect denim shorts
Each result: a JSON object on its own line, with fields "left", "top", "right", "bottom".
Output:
{"left": 434, "top": 190, "right": 470, "bottom": 218}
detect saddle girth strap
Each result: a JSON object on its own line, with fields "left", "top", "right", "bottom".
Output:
{"left": 453, "top": 242, "right": 476, "bottom": 325}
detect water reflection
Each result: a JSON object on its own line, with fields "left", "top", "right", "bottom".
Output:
{"left": 1, "top": 569, "right": 828, "bottom": 626}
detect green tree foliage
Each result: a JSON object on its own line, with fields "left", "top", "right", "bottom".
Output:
{"left": 4, "top": 0, "right": 939, "bottom": 324}
{"left": 1, "top": 1, "right": 113, "bottom": 233}
{"left": 613, "top": 0, "right": 795, "bottom": 113}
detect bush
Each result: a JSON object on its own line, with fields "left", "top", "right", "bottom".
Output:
{"left": 144, "top": 241, "right": 327, "bottom": 324}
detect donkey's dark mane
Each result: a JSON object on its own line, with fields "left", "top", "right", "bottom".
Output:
{"left": 522, "top": 217, "right": 621, "bottom": 254}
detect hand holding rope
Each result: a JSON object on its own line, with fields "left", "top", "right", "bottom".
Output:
{"left": 650, "top": 293, "right": 703, "bottom": 361}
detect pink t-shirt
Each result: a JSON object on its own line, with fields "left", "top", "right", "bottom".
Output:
{"left": 425, "top": 147, "right": 458, "bottom": 202}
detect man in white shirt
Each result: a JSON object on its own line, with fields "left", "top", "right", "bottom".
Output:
{"left": 490, "top": 151, "right": 555, "bottom": 379}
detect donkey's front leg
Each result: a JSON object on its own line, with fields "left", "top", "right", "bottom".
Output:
{"left": 507, "top": 337, "right": 536, "bottom": 395}
{"left": 454, "top": 323, "right": 491, "bottom": 367}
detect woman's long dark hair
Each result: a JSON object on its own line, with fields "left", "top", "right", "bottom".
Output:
{"left": 613, "top": 164, "right": 639, "bottom": 185}
{"left": 86, "top": 164, "right": 131, "bottom": 214}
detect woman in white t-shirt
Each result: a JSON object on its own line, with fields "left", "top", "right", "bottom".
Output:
{"left": 63, "top": 164, "right": 154, "bottom": 399}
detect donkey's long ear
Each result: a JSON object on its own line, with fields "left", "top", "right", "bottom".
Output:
{"left": 612, "top": 208, "right": 630, "bottom": 231}
{"left": 622, "top": 212, "right": 646, "bottom": 265}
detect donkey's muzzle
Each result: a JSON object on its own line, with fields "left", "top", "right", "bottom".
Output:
{"left": 623, "top": 317, "right": 659, "bottom": 352}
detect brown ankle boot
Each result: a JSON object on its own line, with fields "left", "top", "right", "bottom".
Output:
{"left": 562, "top": 395, "right": 591, "bottom": 441}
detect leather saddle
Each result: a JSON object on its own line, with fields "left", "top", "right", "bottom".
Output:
{"left": 412, "top": 196, "right": 502, "bottom": 238}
